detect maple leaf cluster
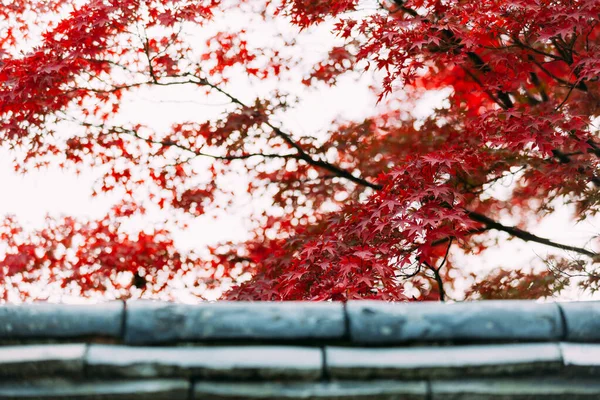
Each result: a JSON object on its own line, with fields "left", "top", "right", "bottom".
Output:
{"left": 1, "top": 0, "right": 599, "bottom": 301}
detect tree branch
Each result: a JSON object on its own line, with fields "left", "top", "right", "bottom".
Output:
{"left": 105, "top": 125, "right": 302, "bottom": 162}
{"left": 75, "top": 70, "right": 598, "bottom": 262}
{"left": 465, "top": 210, "right": 597, "bottom": 258}
{"left": 423, "top": 260, "right": 446, "bottom": 302}
{"left": 183, "top": 79, "right": 599, "bottom": 260}
{"left": 424, "top": 238, "right": 453, "bottom": 302}
{"left": 189, "top": 74, "right": 382, "bottom": 190}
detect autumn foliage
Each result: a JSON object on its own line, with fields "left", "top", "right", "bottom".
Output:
{"left": 1, "top": 0, "right": 599, "bottom": 301}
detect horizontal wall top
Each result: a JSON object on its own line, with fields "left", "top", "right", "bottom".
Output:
{"left": 1, "top": 300, "right": 600, "bottom": 399}
{"left": 0, "top": 300, "right": 598, "bottom": 345}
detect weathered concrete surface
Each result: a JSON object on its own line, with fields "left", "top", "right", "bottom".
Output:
{"left": 87, "top": 344, "right": 322, "bottom": 380}
{"left": 0, "top": 344, "right": 86, "bottom": 378}
{"left": 346, "top": 301, "right": 563, "bottom": 344}
{"left": 0, "top": 378, "right": 189, "bottom": 399}
{"left": 431, "top": 378, "right": 600, "bottom": 399}
{"left": 326, "top": 343, "right": 562, "bottom": 379}
{"left": 124, "top": 301, "right": 346, "bottom": 344}
{"left": 0, "top": 302, "right": 123, "bottom": 341}
{"left": 560, "top": 302, "right": 600, "bottom": 342}
{"left": 193, "top": 381, "right": 428, "bottom": 399}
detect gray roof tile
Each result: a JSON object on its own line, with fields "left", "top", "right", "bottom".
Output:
{"left": 193, "top": 381, "right": 428, "bottom": 399}
{"left": 326, "top": 343, "right": 563, "bottom": 379}
{"left": 124, "top": 301, "right": 346, "bottom": 344}
{"left": 0, "top": 378, "right": 189, "bottom": 399}
{"left": 559, "top": 302, "right": 600, "bottom": 342}
{"left": 0, "top": 344, "right": 86, "bottom": 378}
{"left": 87, "top": 344, "right": 323, "bottom": 380}
{"left": 346, "top": 300, "right": 563, "bottom": 344}
{"left": 0, "top": 302, "right": 123, "bottom": 341}
{"left": 560, "top": 343, "right": 600, "bottom": 375}
{"left": 431, "top": 378, "right": 600, "bottom": 399}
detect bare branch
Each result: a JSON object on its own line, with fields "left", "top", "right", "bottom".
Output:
{"left": 466, "top": 211, "right": 598, "bottom": 258}
{"left": 423, "top": 260, "right": 446, "bottom": 302}
{"left": 188, "top": 74, "right": 382, "bottom": 190}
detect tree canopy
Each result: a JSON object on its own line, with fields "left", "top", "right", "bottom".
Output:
{"left": 1, "top": 0, "right": 599, "bottom": 301}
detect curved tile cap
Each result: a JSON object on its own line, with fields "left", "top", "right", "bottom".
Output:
{"left": 87, "top": 344, "right": 323, "bottom": 381}
{"left": 431, "top": 378, "right": 600, "bottom": 399}
{"left": 193, "top": 381, "right": 428, "bottom": 400}
{"left": 560, "top": 302, "right": 600, "bottom": 342}
{"left": 0, "top": 344, "right": 86, "bottom": 378}
{"left": 0, "top": 302, "right": 123, "bottom": 340}
{"left": 0, "top": 379, "right": 189, "bottom": 400}
{"left": 346, "top": 300, "right": 563, "bottom": 344}
{"left": 560, "top": 343, "right": 600, "bottom": 375}
{"left": 326, "top": 343, "right": 562, "bottom": 379}
{"left": 124, "top": 301, "right": 345, "bottom": 344}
